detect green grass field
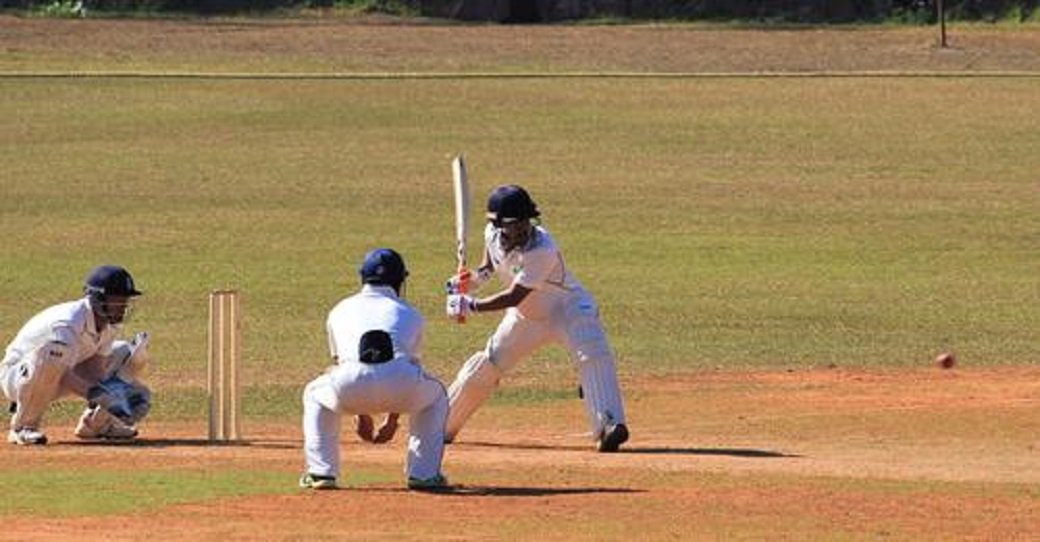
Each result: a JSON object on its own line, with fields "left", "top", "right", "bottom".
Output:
{"left": 0, "top": 20, "right": 1037, "bottom": 533}
{"left": 3, "top": 77, "right": 1036, "bottom": 390}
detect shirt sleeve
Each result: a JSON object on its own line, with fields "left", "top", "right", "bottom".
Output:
{"left": 49, "top": 323, "right": 78, "bottom": 347}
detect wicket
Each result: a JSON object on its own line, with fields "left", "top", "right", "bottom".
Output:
{"left": 207, "top": 289, "right": 242, "bottom": 442}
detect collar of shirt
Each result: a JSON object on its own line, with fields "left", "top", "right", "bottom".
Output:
{"left": 77, "top": 297, "right": 102, "bottom": 338}
{"left": 360, "top": 284, "right": 398, "bottom": 298}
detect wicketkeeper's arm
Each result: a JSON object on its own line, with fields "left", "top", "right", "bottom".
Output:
{"left": 64, "top": 355, "right": 109, "bottom": 397}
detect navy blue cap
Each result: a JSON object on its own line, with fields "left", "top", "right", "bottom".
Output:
{"left": 359, "top": 248, "right": 408, "bottom": 286}
{"left": 84, "top": 265, "right": 142, "bottom": 297}
{"left": 487, "top": 185, "right": 540, "bottom": 223}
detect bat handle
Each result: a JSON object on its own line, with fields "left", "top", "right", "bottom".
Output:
{"left": 456, "top": 265, "right": 469, "bottom": 324}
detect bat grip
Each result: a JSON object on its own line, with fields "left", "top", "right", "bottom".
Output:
{"left": 456, "top": 265, "right": 469, "bottom": 324}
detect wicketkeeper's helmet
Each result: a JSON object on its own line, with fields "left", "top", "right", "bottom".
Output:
{"left": 84, "top": 265, "right": 142, "bottom": 325}
{"left": 84, "top": 265, "right": 143, "bottom": 300}
{"left": 359, "top": 248, "right": 409, "bottom": 289}
{"left": 486, "top": 185, "right": 540, "bottom": 225}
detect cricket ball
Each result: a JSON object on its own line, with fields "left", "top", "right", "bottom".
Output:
{"left": 935, "top": 352, "right": 956, "bottom": 369}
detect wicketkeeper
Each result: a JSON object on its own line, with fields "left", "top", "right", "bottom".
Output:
{"left": 445, "top": 185, "right": 629, "bottom": 452}
{"left": 1, "top": 265, "right": 153, "bottom": 445}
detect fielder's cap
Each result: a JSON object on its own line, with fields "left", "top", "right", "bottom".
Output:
{"left": 84, "top": 265, "right": 142, "bottom": 297}
{"left": 359, "top": 248, "right": 408, "bottom": 286}
{"left": 487, "top": 184, "right": 539, "bottom": 224}
{"left": 358, "top": 329, "right": 394, "bottom": 364}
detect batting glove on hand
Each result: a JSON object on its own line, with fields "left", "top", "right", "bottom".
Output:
{"left": 445, "top": 268, "right": 492, "bottom": 294}
{"left": 445, "top": 294, "right": 477, "bottom": 320}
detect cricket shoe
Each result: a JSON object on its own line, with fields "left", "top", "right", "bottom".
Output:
{"left": 299, "top": 473, "right": 337, "bottom": 490}
{"left": 7, "top": 427, "right": 48, "bottom": 446}
{"left": 407, "top": 474, "right": 449, "bottom": 491}
{"left": 75, "top": 406, "right": 138, "bottom": 440}
{"left": 597, "top": 423, "right": 629, "bottom": 453}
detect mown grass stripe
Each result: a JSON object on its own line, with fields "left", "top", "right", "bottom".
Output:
{"left": 1, "top": 70, "right": 1038, "bottom": 79}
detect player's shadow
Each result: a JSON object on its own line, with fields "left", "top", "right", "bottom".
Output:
{"left": 627, "top": 446, "right": 800, "bottom": 458}
{"left": 372, "top": 485, "right": 644, "bottom": 497}
{"left": 458, "top": 441, "right": 798, "bottom": 458}
{"left": 63, "top": 438, "right": 298, "bottom": 450}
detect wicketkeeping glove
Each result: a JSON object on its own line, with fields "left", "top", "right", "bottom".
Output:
{"left": 86, "top": 375, "right": 136, "bottom": 424}
{"left": 445, "top": 294, "right": 476, "bottom": 320}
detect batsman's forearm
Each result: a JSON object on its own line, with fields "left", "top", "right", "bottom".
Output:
{"left": 472, "top": 285, "right": 531, "bottom": 313}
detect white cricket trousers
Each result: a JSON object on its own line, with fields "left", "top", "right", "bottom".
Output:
{"left": 302, "top": 357, "right": 447, "bottom": 480}
{"left": 446, "top": 287, "right": 626, "bottom": 441}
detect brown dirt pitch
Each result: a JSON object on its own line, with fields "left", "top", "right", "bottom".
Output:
{"left": 1, "top": 367, "right": 1037, "bottom": 540}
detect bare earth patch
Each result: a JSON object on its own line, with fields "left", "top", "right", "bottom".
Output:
{"left": 2, "top": 367, "right": 1037, "bottom": 540}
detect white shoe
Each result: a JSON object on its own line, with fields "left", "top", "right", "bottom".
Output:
{"left": 8, "top": 427, "right": 48, "bottom": 445}
{"left": 75, "top": 406, "right": 138, "bottom": 440}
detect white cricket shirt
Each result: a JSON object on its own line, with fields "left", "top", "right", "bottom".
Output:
{"left": 485, "top": 223, "right": 584, "bottom": 321}
{"left": 326, "top": 285, "right": 424, "bottom": 364}
{"left": 3, "top": 298, "right": 118, "bottom": 369}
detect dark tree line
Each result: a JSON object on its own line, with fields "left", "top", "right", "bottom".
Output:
{"left": 2, "top": 0, "right": 1037, "bottom": 22}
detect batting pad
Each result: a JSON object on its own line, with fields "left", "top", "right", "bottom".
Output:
{"left": 10, "top": 344, "right": 68, "bottom": 429}
{"left": 576, "top": 349, "right": 626, "bottom": 439}
{"left": 445, "top": 351, "right": 501, "bottom": 440}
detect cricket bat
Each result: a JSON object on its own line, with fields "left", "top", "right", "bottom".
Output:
{"left": 452, "top": 154, "right": 471, "bottom": 323}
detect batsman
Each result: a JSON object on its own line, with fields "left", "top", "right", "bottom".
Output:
{"left": 445, "top": 182, "right": 629, "bottom": 452}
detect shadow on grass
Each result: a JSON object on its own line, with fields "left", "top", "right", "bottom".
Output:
{"left": 456, "top": 441, "right": 799, "bottom": 458}
{"left": 62, "top": 438, "right": 299, "bottom": 450}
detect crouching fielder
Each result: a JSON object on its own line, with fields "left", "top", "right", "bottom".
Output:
{"left": 301, "top": 248, "right": 449, "bottom": 491}
{"left": 445, "top": 185, "right": 629, "bottom": 452}
{"left": 1, "top": 265, "right": 153, "bottom": 446}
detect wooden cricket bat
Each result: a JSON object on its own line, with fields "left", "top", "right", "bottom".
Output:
{"left": 452, "top": 154, "right": 470, "bottom": 323}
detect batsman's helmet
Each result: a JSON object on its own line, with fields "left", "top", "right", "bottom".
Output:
{"left": 486, "top": 185, "right": 540, "bottom": 225}
{"left": 84, "top": 265, "right": 143, "bottom": 300}
{"left": 359, "top": 248, "right": 409, "bottom": 288}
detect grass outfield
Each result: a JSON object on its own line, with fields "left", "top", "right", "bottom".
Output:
{"left": 2, "top": 76, "right": 1036, "bottom": 393}
{"left": 0, "top": 20, "right": 1037, "bottom": 535}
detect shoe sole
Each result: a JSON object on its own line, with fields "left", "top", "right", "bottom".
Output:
{"left": 303, "top": 481, "right": 337, "bottom": 490}
{"left": 598, "top": 424, "right": 629, "bottom": 453}
{"left": 8, "top": 435, "right": 47, "bottom": 446}
{"left": 407, "top": 475, "right": 449, "bottom": 491}
{"left": 299, "top": 475, "right": 337, "bottom": 490}
{"left": 76, "top": 432, "right": 138, "bottom": 441}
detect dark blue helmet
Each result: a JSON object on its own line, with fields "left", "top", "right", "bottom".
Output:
{"left": 359, "top": 248, "right": 408, "bottom": 288}
{"left": 486, "top": 185, "right": 540, "bottom": 225}
{"left": 84, "top": 265, "right": 141, "bottom": 325}
{"left": 84, "top": 265, "right": 142, "bottom": 298}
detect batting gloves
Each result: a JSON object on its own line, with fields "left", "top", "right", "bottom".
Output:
{"left": 445, "top": 268, "right": 492, "bottom": 295}
{"left": 445, "top": 294, "right": 477, "bottom": 319}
